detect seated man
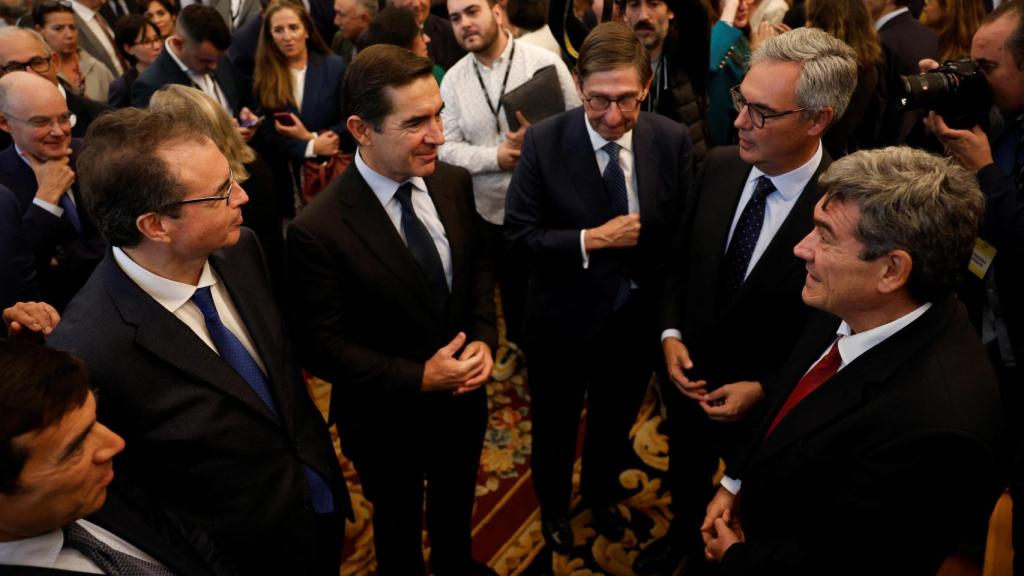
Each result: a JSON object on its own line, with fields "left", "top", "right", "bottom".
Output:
{"left": 701, "top": 146, "right": 1005, "bottom": 575}
{"left": 0, "top": 340, "right": 233, "bottom": 575}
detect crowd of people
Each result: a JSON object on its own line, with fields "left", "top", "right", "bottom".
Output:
{"left": 0, "top": 0, "right": 1021, "bottom": 573}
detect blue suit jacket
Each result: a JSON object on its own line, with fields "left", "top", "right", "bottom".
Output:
{"left": 131, "top": 48, "right": 251, "bottom": 113}
{"left": 0, "top": 184, "right": 38, "bottom": 310}
{"left": 262, "top": 51, "right": 347, "bottom": 162}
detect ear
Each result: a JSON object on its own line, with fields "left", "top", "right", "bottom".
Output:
{"left": 573, "top": 71, "right": 584, "bottom": 103}
{"left": 805, "top": 106, "right": 834, "bottom": 138}
{"left": 346, "top": 115, "right": 374, "bottom": 147}
{"left": 0, "top": 113, "right": 11, "bottom": 135}
{"left": 169, "top": 35, "right": 184, "bottom": 52}
{"left": 135, "top": 212, "right": 174, "bottom": 244}
{"left": 876, "top": 249, "right": 912, "bottom": 295}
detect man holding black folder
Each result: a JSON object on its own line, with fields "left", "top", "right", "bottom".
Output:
{"left": 439, "top": 0, "right": 578, "bottom": 377}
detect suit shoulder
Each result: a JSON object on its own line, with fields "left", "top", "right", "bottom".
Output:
{"left": 434, "top": 161, "right": 473, "bottom": 188}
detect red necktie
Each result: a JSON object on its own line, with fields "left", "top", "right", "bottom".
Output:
{"left": 765, "top": 339, "right": 842, "bottom": 437}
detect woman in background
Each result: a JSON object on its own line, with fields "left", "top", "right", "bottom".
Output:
{"left": 360, "top": 6, "right": 445, "bottom": 84}
{"left": 143, "top": 0, "right": 177, "bottom": 39}
{"left": 150, "top": 85, "right": 286, "bottom": 299}
{"left": 806, "top": 0, "right": 883, "bottom": 157}
{"left": 922, "top": 0, "right": 984, "bottom": 61}
{"left": 109, "top": 15, "right": 163, "bottom": 108}
{"left": 33, "top": 0, "right": 114, "bottom": 102}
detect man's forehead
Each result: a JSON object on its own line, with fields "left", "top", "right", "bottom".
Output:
{"left": 0, "top": 39, "right": 46, "bottom": 65}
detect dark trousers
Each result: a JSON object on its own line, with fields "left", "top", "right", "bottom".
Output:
{"left": 481, "top": 220, "right": 527, "bottom": 345}
{"left": 527, "top": 296, "right": 655, "bottom": 520}
{"left": 989, "top": 345, "right": 1023, "bottom": 575}
{"left": 312, "top": 510, "right": 345, "bottom": 575}
{"left": 346, "top": 388, "right": 488, "bottom": 575}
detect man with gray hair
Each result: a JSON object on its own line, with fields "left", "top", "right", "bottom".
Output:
{"left": 636, "top": 27, "right": 857, "bottom": 575}
{"left": 701, "top": 146, "right": 1003, "bottom": 574}
{"left": 330, "top": 0, "right": 376, "bottom": 63}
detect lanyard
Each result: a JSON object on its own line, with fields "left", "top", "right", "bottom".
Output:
{"left": 472, "top": 40, "right": 516, "bottom": 135}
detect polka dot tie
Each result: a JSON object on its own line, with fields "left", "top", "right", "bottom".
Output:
{"left": 63, "top": 522, "right": 175, "bottom": 575}
{"left": 602, "top": 142, "right": 628, "bottom": 216}
{"left": 721, "top": 176, "right": 775, "bottom": 298}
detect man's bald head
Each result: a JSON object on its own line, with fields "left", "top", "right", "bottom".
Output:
{"left": 0, "top": 27, "right": 59, "bottom": 85}
{"left": 0, "top": 71, "right": 72, "bottom": 160}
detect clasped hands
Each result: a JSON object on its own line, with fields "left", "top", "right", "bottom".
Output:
{"left": 422, "top": 331, "right": 493, "bottom": 395}
{"left": 663, "top": 337, "right": 764, "bottom": 422}
{"left": 701, "top": 486, "right": 744, "bottom": 562}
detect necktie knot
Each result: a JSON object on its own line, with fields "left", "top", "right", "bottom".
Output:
{"left": 753, "top": 175, "right": 776, "bottom": 201}
{"left": 603, "top": 141, "right": 621, "bottom": 161}
{"left": 191, "top": 285, "right": 215, "bottom": 314}
{"left": 765, "top": 338, "right": 843, "bottom": 437}
{"left": 395, "top": 182, "right": 414, "bottom": 209}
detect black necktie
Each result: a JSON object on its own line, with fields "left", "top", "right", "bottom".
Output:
{"left": 395, "top": 183, "right": 448, "bottom": 312}
{"left": 602, "top": 142, "right": 628, "bottom": 216}
{"left": 721, "top": 176, "right": 775, "bottom": 297}
{"left": 63, "top": 523, "right": 176, "bottom": 576}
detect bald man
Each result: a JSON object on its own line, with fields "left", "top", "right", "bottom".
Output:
{"left": 0, "top": 72, "right": 105, "bottom": 310}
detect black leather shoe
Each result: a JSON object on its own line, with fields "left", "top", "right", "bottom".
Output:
{"left": 541, "top": 516, "right": 573, "bottom": 554}
{"left": 591, "top": 504, "right": 626, "bottom": 541}
{"left": 632, "top": 535, "right": 689, "bottom": 575}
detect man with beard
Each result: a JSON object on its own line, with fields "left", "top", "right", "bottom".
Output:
{"left": 439, "top": 0, "right": 577, "bottom": 378}
{"left": 621, "top": 0, "right": 709, "bottom": 163}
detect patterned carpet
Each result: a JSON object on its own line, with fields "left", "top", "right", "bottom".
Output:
{"left": 308, "top": 363, "right": 679, "bottom": 576}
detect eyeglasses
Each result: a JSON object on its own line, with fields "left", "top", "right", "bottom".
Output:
{"left": 133, "top": 34, "right": 163, "bottom": 46}
{"left": 583, "top": 92, "right": 644, "bottom": 112}
{"left": 730, "top": 86, "right": 807, "bottom": 128}
{"left": 0, "top": 56, "right": 52, "bottom": 76}
{"left": 161, "top": 174, "right": 236, "bottom": 210}
{"left": 3, "top": 111, "right": 76, "bottom": 129}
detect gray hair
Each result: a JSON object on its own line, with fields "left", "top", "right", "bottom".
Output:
{"left": 356, "top": 0, "right": 378, "bottom": 18}
{"left": 0, "top": 27, "right": 52, "bottom": 60}
{"left": 819, "top": 146, "right": 985, "bottom": 303}
{"left": 750, "top": 27, "right": 858, "bottom": 120}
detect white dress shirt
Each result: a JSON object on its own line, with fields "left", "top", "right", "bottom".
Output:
{"left": 721, "top": 302, "right": 933, "bottom": 494}
{"left": 354, "top": 149, "right": 453, "bottom": 289}
{"left": 579, "top": 117, "right": 639, "bottom": 269}
{"left": 112, "top": 247, "right": 267, "bottom": 373}
{"left": 439, "top": 31, "right": 579, "bottom": 224}
{"left": 874, "top": 6, "right": 910, "bottom": 30}
{"left": 0, "top": 520, "right": 166, "bottom": 572}
{"left": 165, "top": 38, "right": 232, "bottom": 115}
{"left": 70, "top": 0, "right": 124, "bottom": 75}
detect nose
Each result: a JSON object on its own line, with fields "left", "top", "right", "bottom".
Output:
{"left": 424, "top": 115, "right": 444, "bottom": 145}
{"left": 94, "top": 423, "right": 126, "bottom": 463}
{"left": 793, "top": 230, "right": 815, "bottom": 261}
{"left": 733, "top": 103, "right": 751, "bottom": 130}
{"left": 604, "top": 102, "right": 624, "bottom": 125}
{"left": 232, "top": 183, "right": 251, "bottom": 207}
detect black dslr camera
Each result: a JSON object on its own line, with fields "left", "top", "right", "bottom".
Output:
{"left": 898, "top": 59, "right": 992, "bottom": 130}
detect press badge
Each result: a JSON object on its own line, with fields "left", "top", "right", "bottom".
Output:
{"left": 969, "top": 237, "right": 996, "bottom": 279}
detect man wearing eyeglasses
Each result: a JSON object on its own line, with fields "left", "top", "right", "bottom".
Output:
{"left": 505, "top": 21, "right": 693, "bottom": 553}
{"left": 0, "top": 71, "right": 105, "bottom": 312}
{"left": 633, "top": 27, "right": 857, "bottom": 575}
{"left": 48, "top": 107, "right": 350, "bottom": 576}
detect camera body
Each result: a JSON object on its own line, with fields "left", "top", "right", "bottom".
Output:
{"left": 898, "top": 59, "right": 992, "bottom": 130}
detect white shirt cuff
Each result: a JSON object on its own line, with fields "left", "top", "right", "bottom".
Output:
{"left": 579, "top": 229, "right": 590, "bottom": 269}
{"left": 32, "top": 197, "right": 63, "bottom": 216}
{"left": 661, "top": 329, "right": 682, "bottom": 343}
{"left": 720, "top": 475, "right": 742, "bottom": 495}
{"left": 304, "top": 134, "right": 317, "bottom": 159}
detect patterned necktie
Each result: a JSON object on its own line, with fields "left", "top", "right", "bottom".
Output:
{"left": 191, "top": 286, "right": 334, "bottom": 513}
{"left": 59, "top": 193, "right": 82, "bottom": 233}
{"left": 602, "top": 142, "right": 628, "bottom": 216}
{"left": 94, "top": 13, "right": 128, "bottom": 74}
{"left": 63, "top": 522, "right": 176, "bottom": 576}
{"left": 765, "top": 339, "right": 842, "bottom": 437}
{"left": 395, "top": 183, "right": 449, "bottom": 312}
{"left": 721, "top": 176, "right": 775, "bottom": 297}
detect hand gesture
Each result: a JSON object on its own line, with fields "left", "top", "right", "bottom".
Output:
{"left": 26, "top": 151, "right": 74, "bottom": 205}
{"left": 3, "top": 301, "right": 60, "bottom": 340}
{"left": 237, "top": 107, "right": 260, "bottom": 142}
{"left": 312, "top": 131, "right": 340, "bottom": 156}
{"left": 663, "top": 337, "right": 707, "bottom": 398}
{"left": 700, "top": 380, "right": 764, "bottom": 422}
{"left": 274, "top": 112, "right": 314, "bottom": 141}
{"left": 923, "top": 111, "right": 993, "bottom": 172}
{"left": 584, "top": 213, "right": 641, "bottom": 251}
{"left": 453, "top": 340, "right": 494, "bottom": 394}
{"left": 702, "top": 507, "right": 744, "bottom": 562}
{"left": 497, "top": 111, "right": 532, "bottom": 171}
{"left": 422, "top": 332, "right": 489, "bottom": 392}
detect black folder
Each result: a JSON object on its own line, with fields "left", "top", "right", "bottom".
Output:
{"left": 501, "top": 65, "right": 565, "bottom": 131}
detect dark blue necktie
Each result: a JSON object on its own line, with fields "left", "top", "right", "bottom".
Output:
{"left": 721, "top": 176, "right": 775, "bottom": 297}
{"left": 602, "top": 142, "right": 628, "bottom": 216}
{"left": 59, "top": 193, "right": 82, "bottom": 233}
{"left": 395, "top": 183, "right": 449, "bottom": 312}
{"left": 191, "top": 286, "right": 334, "bottom": 513}
{"left": 63, "top": 522, "right": 175, "bottom": 576}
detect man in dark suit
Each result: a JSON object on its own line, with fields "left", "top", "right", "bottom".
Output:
{"left": 701, "top": 146, "right": 1004, "bottom": 575}
{"left": 505, "top": 22, "right": 693, "bottom": 552}
{"left": 48, "top": 108, "right": 350, "bottom": 575}
{"left": 0, "top": 341, "right": 234, "bottom": 575}
{"left": 287, "top": 44, "right": 496, "bottom": 576}
{"left": 70, "top": 0, "right": 126, "bottom": 78}
{"left": 0, "top": 185, "right": 39, "bottom": 310}
{"left": 0, "top": 72, "right": 105, "bottom": 311}
{"left": 131, "top": 4, "right": 255, "bottom": 133}
{"left": 0, "top": 27, "right": 109, "bottom": 148}
{"left": 634, "top": 28, "right": 858, "bottom": 575}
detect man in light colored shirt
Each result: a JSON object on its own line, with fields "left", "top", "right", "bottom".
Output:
{"left": 701, "top": 146, "right": 1004, "bottom": 576}
{"left": 440, "top": 0, "right": 577, "bottom": 375}
{"left": 48, "top": 107, "right": 349, "bottom": 575}
{"left": 0, "top": 341, "right": 232, "bottom": 575}
{"left": 638, "top": 28, "right": 856, "bottom": 575}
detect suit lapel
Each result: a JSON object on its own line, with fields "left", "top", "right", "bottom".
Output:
{"left": 212, "top": 63, "right": 239, "bottom": 112}
{"left": 632, "top": 114, "right": 658, "bottom": 224}
{"left": 563, "top": 109, "right": 609, "bottom": 222}
{"left": 300, "top": 53, "right": 324, "bottom": 127}
{"left": 426, "top": 167, "right": 461, "bottom": 300}
{"left": 691, "top": 150, "right": 750, "bottom": 312}
{"left": 101, "top": 256, "right": 280, "bottom": 425}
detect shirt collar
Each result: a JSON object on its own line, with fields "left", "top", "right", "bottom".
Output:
{"left": 354, "top": 148, "right": 428, "bottom": 206}
{"left": 70, "top": 0, "right": 96, "bottom": 20}
{"left": 0, "top": 527, "right": 63, "bottom": 568}
{"left": 112, "top": 246, "right": 217, "bottom": 314}
{"left": 747, "top": 140, "right": 822, "bottom": 203}
{"left": 834, "top": 302, "right": 932, "bottom": 367}
{"left": 583, "top": 113, "right": 634, "bottom": 155}
{"left": 874, "top": 7, "right": 909, "bottom": 30}
{"left": 165, "top": 37, "right": 203, "bottom": 78}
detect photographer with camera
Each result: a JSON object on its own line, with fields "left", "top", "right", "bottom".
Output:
{"left": 921, "top": 0, "right": 1024, "bottom": 570}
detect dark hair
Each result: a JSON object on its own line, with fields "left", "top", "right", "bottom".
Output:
{"left": 0, "top": 341, "right": 91, "bottom": 494}
{"left": 506, "top": 0, "right": 547, "bottom": 32}
{"left": 114, "top": 14, "right": 160, "bottom": 62}
{"left": 985, "top": 0, "right": 1024, "bottom": 69}
{"left": 254, "top": 2, "right": 330, "bottom": 110}
{"left": 358, "top": 6, "right": 423, "bottom": 52}
{"left": 575, "top": 21, "right": 652, "bottom": 86}
{"left": 78, "top": 108, "right": 208, "bottom": 247}
{"left": 31, "top": 0, "right": 74, "bottom": 30}
{"left": 344, "top": 42, "right": 434, "bottom": 126}
{"left": 177, "top": 4, "right": 230, "bottom": 51}
{"left": 145, "top": 0, "right": 177, "bottom": 17}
